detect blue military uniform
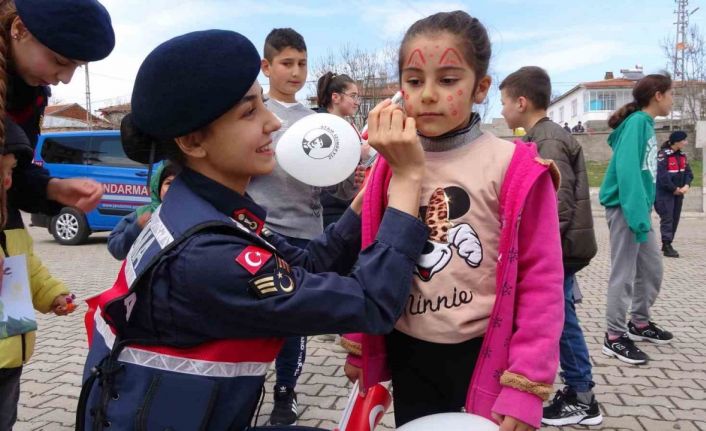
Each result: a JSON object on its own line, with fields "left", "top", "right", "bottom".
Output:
{"left": 78, "top": 168, "right": 427, "bottom": 430}
{"left": 654, "top": 147, "right": 693, "bottom": 244}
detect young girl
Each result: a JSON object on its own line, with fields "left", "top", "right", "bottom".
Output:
{"left": 316, "top": 72, "right": 367, "bottom": 227}
{"left": 600, "top": 74, "right": 674, "bottom": 365}
{"left": 341, "top": 11, "right": 564, "bottom": 430}
{"left": 655, "top": 130, "right": 693, "bottom": 258}
{"left": 0, "top": 119, "right": 76, "bottom": 430}
{"left": 1, "top": 0, "right": 113, "bottom": 229}
{"left": 107, "top": 162, "right": 180, "bottom": 260}
{"left": 78, "top": 29, "right": 427, "bottom": 431}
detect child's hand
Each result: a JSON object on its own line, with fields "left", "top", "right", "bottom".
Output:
{"left": 52, "top": 293, "right": 77, "bottom": 316}
{"left": 344, "top": 362, "right": 363, "bottom": 384}
{"left": 137, "top": 211, "right": 152, "bottom": 228}
{"left": 353, "top": 165, "right": 367, "bottom": 188}
{"left": 492, "top": 413, "right": 535, "bottom": 431}
{"left": 366, "top": 99, "right": 424, "bottom": 181}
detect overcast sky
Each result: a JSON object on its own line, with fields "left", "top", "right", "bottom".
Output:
{"left": 50, "top": 0, "right": 692, "bottom": 120}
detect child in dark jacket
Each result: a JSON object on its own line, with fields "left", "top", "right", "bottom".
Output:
{"left": 501, "top": 66, "right": 601, "bottom": 427}
{"left": 107, "top": 163, "right": 179, "bottom": 260}
{"left": 655, "top": 131, "right": 693, "bottom": 257}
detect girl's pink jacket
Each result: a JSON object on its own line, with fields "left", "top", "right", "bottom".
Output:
{"left": 343, "top": 140, "right": 564, "bottom": 428}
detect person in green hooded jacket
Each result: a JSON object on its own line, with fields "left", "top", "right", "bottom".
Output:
{"left": 107, "top": 163, "right": 180, "bottom": 260}
{"left": 599, "top": 73, "right": 674, "bottom": 366}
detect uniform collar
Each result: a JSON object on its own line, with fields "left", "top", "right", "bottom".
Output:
{"left": 179, "top": 167, "right": 267, "bottom": 235}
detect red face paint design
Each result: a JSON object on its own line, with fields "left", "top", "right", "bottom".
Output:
{"left": 447, "top": 95, "right": 453, "bottom": 102}
{"left": 439, "top": 48, "right": 463, "bottom": 66}
{"left": 457, "top": 89, "right": 463, "bottom": 96}
{"left": 406, "top": 48, "right": 426, "bottom": 68}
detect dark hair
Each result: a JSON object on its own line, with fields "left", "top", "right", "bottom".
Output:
{"left": 499, "top": 66, "right": 551, "bottom": 110}
{"left": 0, "top": 0, "right": 18, "bottom": 228}
{"left": 263, "top": 28, "right": 306, "bottom": 61}
{"left": 316, "top": 72, "right": 355, "bottom": 109}
{"left": 608, "top": 73, "right": 672, "bottom": 129}
{"left": 398, "top": 11, "right": 491, "bottom": 89}
{"left": 159, "top": 162, "right": 181, "bottom": 187}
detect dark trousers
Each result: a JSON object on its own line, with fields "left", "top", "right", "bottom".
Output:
{"left": 274, "top": 235, "right": 309, "bottom": 389}
{"left": 385, "top": 330, "right": 483, "bottom": 427}
{"left": 0, "top": 367, "right": 22, "bottom": 431}
{"left": 655, "top": 193, "right": 684, "bottom": 243}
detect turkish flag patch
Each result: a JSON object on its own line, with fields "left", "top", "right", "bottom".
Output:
{"left": 235, "top": 246, "right": 273, "bottom": 275}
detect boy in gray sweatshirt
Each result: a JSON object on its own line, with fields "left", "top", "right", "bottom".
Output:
{"left": 246, "top": 28, "right": 357, "bottom": 426}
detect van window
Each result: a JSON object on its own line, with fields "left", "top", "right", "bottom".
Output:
{"left": 89, "top": 136, "right": 144, "bottom": 168}
{"left": 41, "top": 136, "right": 90, "bottom": 164}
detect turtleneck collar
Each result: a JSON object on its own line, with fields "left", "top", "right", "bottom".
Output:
{"left": 418, "top": 113, "right": 483, "bottom": 152}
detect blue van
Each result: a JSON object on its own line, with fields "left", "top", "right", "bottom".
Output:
{"left": 31, "top": 130, "right": 151, "bottom": 245}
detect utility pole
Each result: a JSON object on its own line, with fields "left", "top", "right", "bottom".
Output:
{"left": 672, "top": 0, "right": 700, "bottom": 129}
{"left": 85, "top": 64, "right": 92, "bottom": 131}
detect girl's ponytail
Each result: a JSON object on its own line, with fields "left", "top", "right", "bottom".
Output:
{"left": 0, "top": 0, "right": 19, "bottom": 230}
{"left": 608, "top": 73, "right": 672, "bottom": 130}
{"left": 0, "top": 4, "right": 11, "bottom": 229}
{"left": 608, "top": 101, "right": 639, "bottom": 129}
{"left": 316, "top": 72, "right": 334, "bottom": 109}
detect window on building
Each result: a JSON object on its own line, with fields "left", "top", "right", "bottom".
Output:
{"left": 548, "top": 111, "right": 554, "bottom": 122}
{"left": 586, "top": 89, "right": 631, "bottom": 112}
{"left": 559, "top": 107, "right": 564, "bottom": 123}
{"left": 571, "top": 99, "right": 578, "bottom": 117}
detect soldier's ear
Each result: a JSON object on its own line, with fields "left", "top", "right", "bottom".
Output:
{"left": 174, "top": 130, "right": 207, "bottom": 159}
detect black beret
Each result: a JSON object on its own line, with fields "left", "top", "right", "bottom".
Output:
{"left": 3, "top": 119, "right": 34, "bottom": 164}
{"left": 131, "top": 30, "right": 260, "bottom": 144}
{"left": 669, "top": 131, "right": 687, "bottom": 144}
{"left": 16, "top": 0, "right": 115, "bottom": 62}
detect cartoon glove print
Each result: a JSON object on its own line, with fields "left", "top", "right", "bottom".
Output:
{"left": 449, "top": 223, "right": 483, "bottom": 267}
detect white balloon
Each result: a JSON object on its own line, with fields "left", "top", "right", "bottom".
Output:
{"left": 275, "top": 113, "right": 361, "bottom": 187}
{"left": 397, "top": 413, "right": 498, "bottom": 431}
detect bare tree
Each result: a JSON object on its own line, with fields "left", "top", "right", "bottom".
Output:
{"left": 312, "top": 43, "right": 399, "bottom": 128}
{"left": 663, "top": 25, "right": 706, "bottom": 126}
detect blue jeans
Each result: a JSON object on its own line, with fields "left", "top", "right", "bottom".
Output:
{"left": 274, "top": 235, "right": 309, "bottom": 389}
{"left": 559, "top": 271, "right": 594, "bottom": 393}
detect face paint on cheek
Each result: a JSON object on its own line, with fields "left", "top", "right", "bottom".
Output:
{"left": 457, "top": 89, "right": 464, "bottom": 96}
{"left": 439, "top": 48, "right": 463, "bottom": 66}
{"left": 447, "top": 95, "right": 453, "bottom": 102}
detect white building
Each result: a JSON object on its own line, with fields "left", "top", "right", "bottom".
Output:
{"left": 548, "top": 67, "right": 644, "bottom": 129}
{"left": 548, "top": 66, "right": 706, "bottom": 130}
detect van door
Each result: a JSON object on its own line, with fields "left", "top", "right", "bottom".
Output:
{"left": 85, "top": 134, "right": 150, "bottom": 231}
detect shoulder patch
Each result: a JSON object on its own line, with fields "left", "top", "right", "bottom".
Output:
{"left": 236, "top": 246, "right": 272, "bottom": 275}
{"left": 248, "top": 256, "right": 296, "bottom": 299}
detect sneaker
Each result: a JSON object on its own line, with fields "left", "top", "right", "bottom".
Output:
{"left": 602, "top": 333, "right": 649, "bottom": 364}
{"left": 542, "top": 387, "right": 603, "bottom": 426}
{"left": 269, "top": 385, "right": 298, "bottom": 425}
{"left": 663, "top": 243, "right": 679, "bottom": 258}
{"left": 628, "top": 321, "right": 674, "bottom": 345}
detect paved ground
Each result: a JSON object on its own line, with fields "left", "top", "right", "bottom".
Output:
{"left": 12, "top": 213, "right": 706, "bottom": 430}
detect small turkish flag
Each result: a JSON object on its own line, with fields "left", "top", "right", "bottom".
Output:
{"left": 236, "top": 246, "right": 273, "bottom": 275}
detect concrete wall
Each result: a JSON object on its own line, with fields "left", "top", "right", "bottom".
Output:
{"left": 482, "top": 123, "right": 701, "bottom": 162}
